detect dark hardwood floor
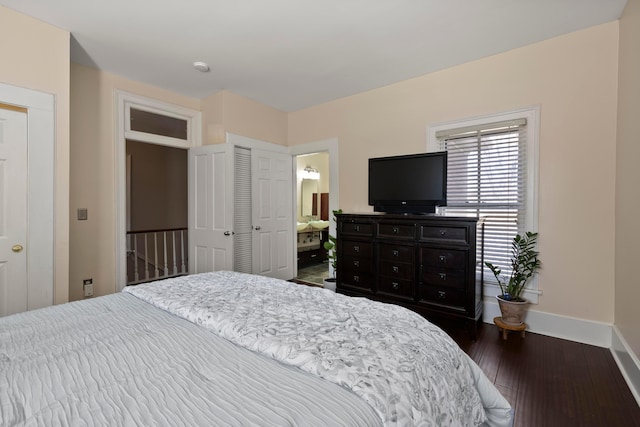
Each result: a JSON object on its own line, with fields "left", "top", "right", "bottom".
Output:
{"left": 436, "top": 319, "right": 640, "bottom": 427}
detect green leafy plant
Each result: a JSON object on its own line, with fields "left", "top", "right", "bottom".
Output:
{"left": 323, "top": 208, "right": 342, "bottom": 277}
{"left": 485, "top": 232, "right": 541, "bottom": 302}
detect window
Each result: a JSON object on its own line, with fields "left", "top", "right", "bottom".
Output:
{"left": 130, "top": 108, "right": 188, "bottom": 140}
{"left": 428, "top": 108, "right": 539, "bottom": 300}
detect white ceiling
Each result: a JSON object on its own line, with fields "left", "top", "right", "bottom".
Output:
{"left": 0, "top": 0, "right": 627, "bottom": 112}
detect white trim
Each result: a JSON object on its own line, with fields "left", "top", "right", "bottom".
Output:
{"left": 483, "top": 300, "right": 612, "bottom": 348}
{"left": 482, "top": 305, "right": 640, "bottom": 403}
{"left": 611, "top": 326, "right": 640, "bottom": 406}
{"left": 114, "top": 90, "right": 201, "bottom": 291}
{"left": 428, "top": 106, "right": 541, "bottom": 302}
{"left": 289, "top": 138, "right": 340, "bottom": 278}
{"left": 226, "top": 133, "right": 289, "bottom": 153}
{"left": 0, "top": 82, "right": 55, "bottom": 310}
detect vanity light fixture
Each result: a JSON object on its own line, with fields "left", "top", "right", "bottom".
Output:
{"left": 300, "top": 166, "right": 320, "bottom": 180}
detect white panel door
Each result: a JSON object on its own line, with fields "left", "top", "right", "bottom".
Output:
{"left": 252, "top": 149, "right": 293, "bottom": 280}
{"left": 188, "top": 144, "right": 234, "bottom": 273}
{"left": 0, "top": 106, "right": 28, "bottom": 317}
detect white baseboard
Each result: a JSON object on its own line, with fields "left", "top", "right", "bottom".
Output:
{"left": 611, "top": 326, "right": 640, "bottom": 406}
{"left": 482, "top": 300, "right": 611, "bottom": 348}
{"left": 482, "top": 300, "right": 640, "bottom": 406}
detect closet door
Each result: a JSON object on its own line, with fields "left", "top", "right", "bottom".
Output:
{"left": 188, "top": 145, "right": 234, "bottom": 273}
{"left": 251, "top": 149, "right": 294, "bottom": 280}
{"left": 233, "top": 147, "right": 252, "bottom": 273}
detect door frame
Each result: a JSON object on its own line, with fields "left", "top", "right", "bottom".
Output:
{"left": 114, "top": 90, "right": 201, "bottom": 291}
{"left": 0, "top": 83, "right": 54, "bottom": 309}
{"left": 289, "top": 138, "right": 339, "bottom": 278}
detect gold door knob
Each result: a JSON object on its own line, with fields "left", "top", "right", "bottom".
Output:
{"left": 12, "top": 245, "right": 23, "bottom": 253}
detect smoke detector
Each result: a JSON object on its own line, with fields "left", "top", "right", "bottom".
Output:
{"left": 193, "top": 61, "right": 210, "bottom": 72}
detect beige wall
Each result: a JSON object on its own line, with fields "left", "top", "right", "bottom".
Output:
{"left": 69, "top": 63, "right": 200, "bottom": 300}
{"left": 201, "top": 90, "right": 288, "bottom": 145}
{"left": 0, "top": 6, "right": 70, "bottom": 305}
{"left": 289, "top": 23, "right": 620, "bottom": 324}
{"left": 70, "top": 65, "right": 287, "bottom": 301}
{"left": 616, "top": 0, "right": 640, "bottom": 357}
{"left": 8, "top": 2, "right": 622, "bottom": 332}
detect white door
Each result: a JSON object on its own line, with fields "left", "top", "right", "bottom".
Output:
{"left": 0, "top": 105, "right": 28, "bottom": 317}
{"left": 252, "top": 149, "right": 294, "bottom": 280}
{"left": 188, "top": 144, "right": 234, "bottom": 273}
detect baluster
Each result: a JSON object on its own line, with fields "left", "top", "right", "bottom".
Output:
{"left": 154, "top": 233, "right": 159, "bottom": 278}
{"left": 172, "top": 231, "right": 178, "bottom": 275}
{"left": 163, "top": 231, "right": 169, "bottom": 277}
{"left": 180, "top": 229, "right": 186, "bottom": 273}
{"left": 144, "top": 234, "right": 149, "bottom": 280}
{"left": 133, "top": 235, "right": 139, "bottom": 282}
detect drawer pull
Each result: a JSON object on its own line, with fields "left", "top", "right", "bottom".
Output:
{"left": 393, "top": 227, "right": 399, "bottom": 234}
{"left": 353, "top": 275, "right": 360, "bottom": 283}
{"left": 439, "top": 273, "right": 447, "bottom": 281}
{"left": 439, "top": 255, "right": 446, "bottom": 263}
{"left": 392, "top": 266, "right": 399, "bottom": 273}
{"left": 354, "top": 245, "right": 360, "bottom": 253}
{"left": 353, "top": 260, "right": 360, "bottom": 267}
{"left": 439, "top": 229, "right": 447, "bottom": 237}
{"left": 354, "top": 225, "right": 360, "bottom": 232}
{"left": 392, "top": 282, "right": 399, "bottom": 290}
{"left": 392, "top": 249, "right": 399, "bottom": 257}
{"left": 438, "top": 290, "right": 446, "bottom": 299}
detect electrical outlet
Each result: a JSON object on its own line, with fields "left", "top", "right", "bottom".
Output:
{"left": 83, "top": 278, "right": 93, "bottom": 297}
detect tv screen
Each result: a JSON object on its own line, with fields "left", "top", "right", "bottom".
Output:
{"left": 368, "top": 151, "right": 447, "bottom": 214}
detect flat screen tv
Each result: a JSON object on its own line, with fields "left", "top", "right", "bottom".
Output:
{"left": 368, "top": 151, "right": 447, "bottom": 214}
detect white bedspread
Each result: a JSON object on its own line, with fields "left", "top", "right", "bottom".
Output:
{"left": 0, "top": 291, "right": 382, "bottom": 426}
{"left": 124, "top": 271, "right": 512, "bottom": 426}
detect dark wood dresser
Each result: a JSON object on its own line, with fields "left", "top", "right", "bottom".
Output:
{"left": 336, "top": 213, "right": 484, "bottom": 338}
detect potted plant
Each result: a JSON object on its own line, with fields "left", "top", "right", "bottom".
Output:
{"left": 485, "top": 231, "right": 541, "bottom": 325}
{"left": 322, "top": 209, "right": 342, "bottom": 291}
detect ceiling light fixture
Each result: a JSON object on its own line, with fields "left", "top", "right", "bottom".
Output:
{"left": 193, "top": 61, "right": 210, "bottom": 72}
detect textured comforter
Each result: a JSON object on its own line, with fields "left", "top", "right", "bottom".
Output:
{"left": 124, "top": 271, "right": 512, "bottom": 426}
{"left": 1, "top": 288, "right": 382, "bottom": 426}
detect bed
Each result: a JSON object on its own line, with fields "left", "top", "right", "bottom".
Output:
{"left": 1, "top": 271, "right": 512, "bottom": 426}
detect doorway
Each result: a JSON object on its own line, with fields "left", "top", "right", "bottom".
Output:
{"left": 289, "top": 138, "right": 339, "bottom": 286}
{"left": 115, "top": 91, "right": 201, "bottom": 291}
{"left": 295, "top": 152, "right": 330, "bottom": 285}
{"left": 126, "top": 140, "right": 188, "bottom": 285}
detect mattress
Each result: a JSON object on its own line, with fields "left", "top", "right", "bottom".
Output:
{"left": 1, "top": 271, "right": 512, "bottom": 426}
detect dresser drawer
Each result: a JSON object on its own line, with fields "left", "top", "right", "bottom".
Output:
{"left": 341, "top": 272, "right": 373, "bottom": 291}
{"left": 419, "top": 225, "right": 469, "bottom": 244}
{"left": 377, "top": 222, "right": 415, "bottom": 240}
{"left": 378, "top": 243, "right": 414, "bottom": 261}
{"left": 420, "top": 248, "right": 467, "bottom": 269}
{"left": 377, "top": 277, "right": 414, "bottom": 300}
{"left": 340, "top": 221, "right": 374, "bottom": 237}
{"left": 342, "top": 255, "right": 373, "bottom": 273}
{"left": 378, "top": 260, "right": 414, "bottom": 281}
{"left": 420, "top": 285, "right": 464, "bottom": 308}
{"left": 341, "top": 240, "right": 373, "bottom": 257}
{"left": 421, "top": 269, "right": 466, "bottom": 289}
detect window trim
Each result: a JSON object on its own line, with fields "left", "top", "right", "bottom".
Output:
{"left": 427, "top": 106, "right": 541, "bottom": 303}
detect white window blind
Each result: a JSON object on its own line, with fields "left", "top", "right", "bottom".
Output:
{"left": 435, "top": 118, "right": 527, "bottom": 283}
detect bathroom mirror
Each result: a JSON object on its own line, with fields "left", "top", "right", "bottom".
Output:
{"left": 301, "top": 179, "right": 319, "bottom": 217}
